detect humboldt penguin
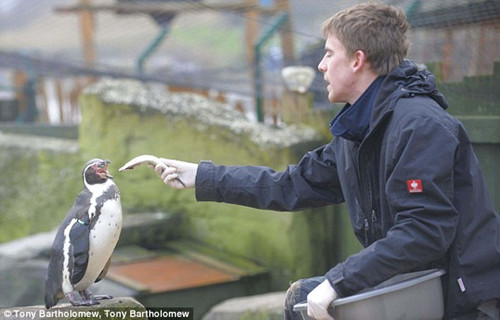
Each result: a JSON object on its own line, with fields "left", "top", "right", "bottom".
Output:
{"left": 45, "top": 159, "right": 122, "bottom": 308}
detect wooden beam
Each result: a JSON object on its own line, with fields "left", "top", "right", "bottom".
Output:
{"left": 54, "top": 2, "right": 278, "bottom": 15}
{"left": 79, "top": 0, "right": 96, "bottom": 68}
{"left": 442, "top": 28, "right": 453, "bottom": 81}
{"left": 55, "top": 79, "right": 65, "bottom": 123}
{"left": 245, "top": 0, "right": 259, "bottom": 66}
{"left": 275, "top": 0, "right": 294, "bottom": 65}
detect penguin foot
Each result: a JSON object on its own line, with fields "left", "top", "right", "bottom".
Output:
{"left": 93, "top": 294, "right": 113, "bottom": 301}
{"left": 66, "top": 292, "right": 100, "bottom": 306}
{"left": 79, "top": 290, "right": 113, "bottom": 301}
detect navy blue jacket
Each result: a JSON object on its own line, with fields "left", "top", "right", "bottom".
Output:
{"left": 195, "top": 60, "right": 500, "bottom": 318}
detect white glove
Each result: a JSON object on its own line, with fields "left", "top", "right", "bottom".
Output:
{"left": 154, "top": 158, "right": 198, "bottom": 189}
{"left": 307, "top": 279, "right": 338, "bottom": 320}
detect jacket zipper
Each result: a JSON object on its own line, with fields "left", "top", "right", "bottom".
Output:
{"left": 357, "top": 148, "right": 373, "bottom": 246}
{"left": 364, "top": 218, "right": 369, "bottom": 244}
{"left": 358, "top": 137, "right": 381, "bottom": 246}
{"left": 371, "top": 209, "right": 378, "bottom": 239}
{"left": 364, "top": 210, "right": 378, "bottom": 244}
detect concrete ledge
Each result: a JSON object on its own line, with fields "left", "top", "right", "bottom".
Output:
{"left": 0, "top": 297, "right": 146, "bottom": 320}
{"left": 0, "top": 123, "right": 78, "bottom": 140}
{"left": 202, "top": 291, "right": 286, "bottom": 320}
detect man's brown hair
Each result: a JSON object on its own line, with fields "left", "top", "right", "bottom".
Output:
{"left": 322, "top": 1, "right": 410, "bottom": 75}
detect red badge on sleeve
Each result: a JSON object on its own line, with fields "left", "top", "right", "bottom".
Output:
{"left": 407, "top": 179, "right": 423, "bottom": 193}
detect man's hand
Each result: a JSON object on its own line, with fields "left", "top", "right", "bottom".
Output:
{"left": 154, "top": 159, "right": 198, "bottom": 189}
{"left": 307, "top": 279, "right": 338, "bottom": 320}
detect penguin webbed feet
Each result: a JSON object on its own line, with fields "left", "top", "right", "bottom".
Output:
{"left": 92, "top": 294, "right": 114, "bottom": 300}
{"left": 66, "top": 290, "right": 113, "bottom": 306}
{"left": 81, "top": 289, "right": 113, "bottom": 301}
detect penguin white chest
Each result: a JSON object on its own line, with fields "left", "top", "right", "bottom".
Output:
{"left": 73, "top": 196, "right": 122, "bottom": 291}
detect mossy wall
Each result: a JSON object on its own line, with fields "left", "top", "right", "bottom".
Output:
{"left": 78, "top": 79, "right": 338, "bottom": 289}
{"left": 0, "top": 133, "right": 81, "bottom": 242}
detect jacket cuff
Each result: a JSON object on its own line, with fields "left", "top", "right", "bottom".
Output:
{"left": 325, "top": 264, "right": 348, "bottom": 298}
{"left": 195, "top": 160, "right": 217, "bottom": 201}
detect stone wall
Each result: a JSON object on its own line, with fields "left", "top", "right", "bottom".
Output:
{"left": 78, "top": 79, "right": 338, "bottom": 289}
{"left": 0, "top": 132, "right": 81, "bottom": 242}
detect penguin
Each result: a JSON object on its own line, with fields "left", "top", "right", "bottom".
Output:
{"left": 45, "top": 158, "right": 122, "bottom": 308}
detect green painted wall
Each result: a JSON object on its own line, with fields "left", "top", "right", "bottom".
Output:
{"left": 435, "top": 61, "right": 500, "bottom": 210}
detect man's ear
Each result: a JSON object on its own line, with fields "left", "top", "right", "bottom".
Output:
{"left": 352, "top": 50, "right": 369, "bottom": 72}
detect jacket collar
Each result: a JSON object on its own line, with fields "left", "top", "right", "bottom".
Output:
{"left": 329, "top": 76, "right": 384, "bottom": 142}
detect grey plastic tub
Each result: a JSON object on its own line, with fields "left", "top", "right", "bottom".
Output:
{"left": 293, "top": 269, "right": 446, "bottom": 320}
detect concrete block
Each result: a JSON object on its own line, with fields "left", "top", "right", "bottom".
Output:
{"left": 202, "top": 291, "right": 286, "bottom": 320}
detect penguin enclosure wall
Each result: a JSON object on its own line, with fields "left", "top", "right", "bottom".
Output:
{"left": 0, "top": 0, "right": 499, "bottom": 316}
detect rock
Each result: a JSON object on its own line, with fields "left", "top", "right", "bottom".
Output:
{"left": 202, "top": 291, "right": 286, "bottom": 320}
{"left": 0, "top": 258, "right": 47, "bottom": 308}
{"left": 0, "top": 231, "right": 54, "bottom": 261}
{"left": 0, "top": 297, "right": 147, "bottom": 320}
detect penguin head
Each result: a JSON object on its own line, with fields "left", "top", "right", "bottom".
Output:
{"left": 83, "top": 159, "right": 113, "bottom": 185}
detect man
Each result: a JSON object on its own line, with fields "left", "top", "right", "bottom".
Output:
{"left": 152, "top": 2, "right": 500, "bottom": 319}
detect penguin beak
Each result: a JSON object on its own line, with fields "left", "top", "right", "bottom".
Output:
{"left": 98, "top": 160, "right": 113, "bottom": 179}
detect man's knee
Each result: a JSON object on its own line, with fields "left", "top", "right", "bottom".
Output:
{"left": 285, "top": 277, "right": 326, "bottom": 309}
{"left": 285, "top": 280, "right": 304, "bottom": 310}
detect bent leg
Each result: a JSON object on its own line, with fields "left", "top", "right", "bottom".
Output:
{"left": 284, "top": 276, "right": 325, "bottom": 320}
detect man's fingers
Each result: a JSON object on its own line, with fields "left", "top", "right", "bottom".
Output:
{"left": 159, "top": 165, "right": 177, "bottom": 179}
{"left": 159, "top": 158, "right": 182, "bottom": 168}
{"left": 154, "top": 163, "right": 164, "bottom": 176}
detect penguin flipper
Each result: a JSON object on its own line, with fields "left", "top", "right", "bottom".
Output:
{"left": 95, "top": 258, "right": 111, "bottom": 283}
{"left": 45, "top": 231, "right": 66, "bottom": 309}
{"left": 69, "top": 219, "right": 90, "bottom": 285}
{"left": 45, "top": 250, "right": 65, "bottom": 309}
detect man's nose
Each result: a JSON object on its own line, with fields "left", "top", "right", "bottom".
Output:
{"left": 318, "top": 59, "right": 326, "bottom": 73}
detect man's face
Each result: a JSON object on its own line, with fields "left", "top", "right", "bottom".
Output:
{"left": 318, "top": 34, "right": 357, "bottom": 104}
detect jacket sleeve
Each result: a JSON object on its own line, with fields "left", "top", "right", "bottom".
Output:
{"left": 195, "top": 143, "right": 345, "bottom": 211}
{"left": 326, "top": 113, "right": 460, "bottom": 297}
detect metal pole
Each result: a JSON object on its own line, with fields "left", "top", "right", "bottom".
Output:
{"left": 253, "top": 12, "right": 288, "bottom": 122}
{"left": 136, "top": 25, "right": 170, "bottom": 75}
